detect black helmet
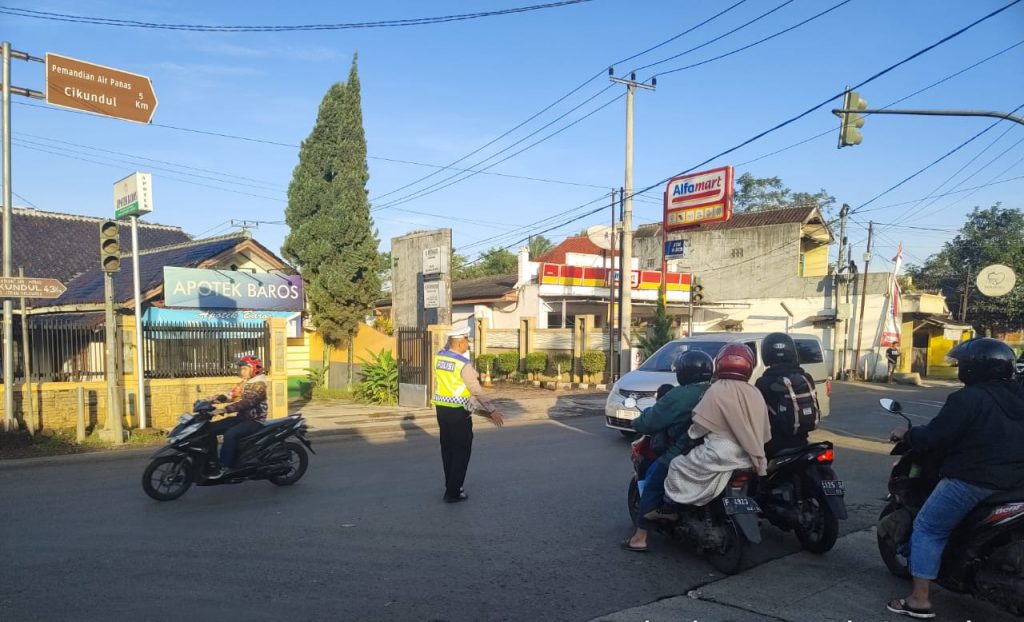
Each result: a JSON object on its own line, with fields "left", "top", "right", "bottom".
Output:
{"left": 762, "top": 332, "right": 797, "bottom": 365}
{"left": 947, "top": 337, "right": 1016, "bottom": 385}
{"left": 674, "top": 350, "right": 714, "bottom": 386}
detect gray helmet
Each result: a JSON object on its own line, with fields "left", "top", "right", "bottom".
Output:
{"left": 762, "top": 332, "right": 797, "bottom": 365}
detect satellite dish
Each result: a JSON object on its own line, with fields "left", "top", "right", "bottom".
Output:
{"left": 585, "top": 224, "right": 614, "bottom": 251}
{"left": 976, "top": 264, "right": 1016, "bottom": 297}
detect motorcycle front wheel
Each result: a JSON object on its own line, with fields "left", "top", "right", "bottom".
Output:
{"left": 627, "top": 476, "right": 640, "bottom": 524}
{"left": 269, "top": 441, "right": 309, "bottom": 486}
{"left": 706, "top": 520, "right": 745, "bottom": 575}
{"left": 142, "top": 455, "right": 193, "bottom": 501}
{"left": 795, "top": 480, "right": 839, "bottom": 554}
{"left": 877, "top": 501, "right": 912, "bottom": 579}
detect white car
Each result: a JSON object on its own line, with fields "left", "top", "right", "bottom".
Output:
{"left": 605, "top": 332, "right": 832, "bottom": 435}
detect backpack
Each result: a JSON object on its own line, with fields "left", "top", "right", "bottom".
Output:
{"left": 770, "top": 370, "right": 820, "bottom": 437}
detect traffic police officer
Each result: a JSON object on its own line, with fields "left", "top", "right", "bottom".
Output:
{"left": 432, "top": 327, "right": 503, "bottom": 502}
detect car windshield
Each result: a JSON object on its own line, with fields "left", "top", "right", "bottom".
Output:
{"left": 638, "top": 341, "right": 729, "bottom": 372}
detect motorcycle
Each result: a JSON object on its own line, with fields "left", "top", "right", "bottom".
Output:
{"left": 627, "top": 436, "right": 762, "bottom": 574}
{"left": 876, "top": 398, "right": 1024, "bottom": 616}
{"left": 755, "top": 440, "right": 847, "bottom": 554}
{"left": 142, "top": 400, "right": 315, "bottom": 501}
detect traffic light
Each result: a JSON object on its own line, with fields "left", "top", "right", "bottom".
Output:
{"left": 99, "top": 220, "right": 120, "bottom": 272}
{"left": 836, "top": 89, "right": 868, "bottom": 148}
{"left": 691, "top": 276, "right": 704, "bottom": 304}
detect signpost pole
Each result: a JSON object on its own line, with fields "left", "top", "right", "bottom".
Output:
{"left": 18, "top": 267, "right": 33, "bottom": 435}
{"left": 2, "top": 41, "right": 14, "bottom": 431}
{"left": 131, "top": 215, "right": 146, "bottom": 428}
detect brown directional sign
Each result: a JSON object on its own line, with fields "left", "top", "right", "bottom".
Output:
{"left": 45, "top": 52, "right": 158, "bottom": 124}
{"left": 0, "top": 277, "right": 67, "bottom": 299}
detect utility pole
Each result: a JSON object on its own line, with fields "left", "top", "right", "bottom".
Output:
{"left": 833, "top": 204, "right": 849, "bottom": 379}
{"left": 960, "top": 265, "right": 972, "bottom": 323}
{"left": 2, "top": 41, "right": 13, "bottom": 431}
{"left": 607, "top": 188, "right": 617, "bottom": 381}
{"left": 616, "top": 187, "right": 625, "bottom": 376}
{"left": 854, "top": 221, "right": 873, "bottom": 379}
{"left": 609, "top": 69, "right": 655, "bottom": 374}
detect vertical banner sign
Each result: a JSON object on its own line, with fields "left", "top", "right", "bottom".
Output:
{"left": 114, "top": 172, "right": 153, "bottom": 219}
{"left": 881, "top": 244, "right": 904, "bottom": 347}
{"left": 664, "top": 166, "right": 734, "bottom": 231}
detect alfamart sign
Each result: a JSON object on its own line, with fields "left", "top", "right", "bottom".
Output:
{"left": 163, "top": 267, "right": 303, "bottom": 312}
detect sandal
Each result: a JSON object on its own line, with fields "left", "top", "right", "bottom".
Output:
{"left": 620, "top": 539, "right": 648, "bottom": 553}
{"left": 886, "top": 598, "right": 935, "bottom": 619}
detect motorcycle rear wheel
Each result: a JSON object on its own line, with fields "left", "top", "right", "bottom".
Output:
{"left": 795, "top": 482, "right": 839, "bottom": 554}
{"left": 142, "top": 456, "right": 192, "bottom": 501}
{"left": 706, "top": 521, "right": 745, "bottom": 575}
{"left": 877, "top": 501, "right": 912, "bottom": 579}
{"left": 627, "top": 477, "right": 640, "bottom": 524}
{"left": 269, "top": 441, "right": 309, "bottom": 486}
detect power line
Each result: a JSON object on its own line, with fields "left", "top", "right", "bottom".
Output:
{"left": 369, "top": 0, "right": 751, "bottom": 203}
{"left": 0, "top": 1, "right": 593, "bottom": 31}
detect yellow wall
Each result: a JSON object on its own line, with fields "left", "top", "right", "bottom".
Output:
{"left": 287, "top": 335, "right": 310, "bottom": 378}
{"left": 800, "top": 243, "right": 829, "bottom": 277}
{"left": 926, "top": 329, "right": 973, "bottom": 379}
{"left": 308, "top": 322, "right": 396, "bottom": 364}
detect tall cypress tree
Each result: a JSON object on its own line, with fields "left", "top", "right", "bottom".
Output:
{"left": 283, "top": 56, "right": 382, "bottom": 370}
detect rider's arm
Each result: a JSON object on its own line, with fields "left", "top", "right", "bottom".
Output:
{"left": 223, "top": 381, "right": 267, "bottom": 414}
{"left": 906, "top": 390, "right": 975, "bottom": 454}
{"left": 633, "top": 386, "right": 701, "bottom": 435}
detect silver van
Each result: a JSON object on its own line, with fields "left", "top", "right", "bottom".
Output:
{"left": 605, "top": 332, "right": 832, "bottom": 434}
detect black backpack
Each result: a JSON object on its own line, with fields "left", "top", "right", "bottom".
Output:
{"left": 768, "top": 370, "right": 820, "bottom": 437}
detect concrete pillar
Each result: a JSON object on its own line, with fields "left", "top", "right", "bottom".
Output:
{"left": 268, "top": 318, "right": 289, "bottom": 418}
{"left": 519, "top": 317, "right": 533, "bottom": 373}
{"left": 476, "top": 317, "right": 489, "bottom": 354}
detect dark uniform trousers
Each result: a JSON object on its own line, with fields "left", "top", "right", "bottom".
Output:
{"left": 436, "top": 405, "right": 473, "bottom": 498}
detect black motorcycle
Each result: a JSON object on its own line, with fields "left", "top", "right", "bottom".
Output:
{"left": 142, "top": 400, "right": 315, "bottom": 501}
{"left": 627, "top": 436, "right": 762, "bottom": 574}
{"left": 876, "top": 398, "right": 1024, "bottom": 616}
{"left": 755, "top": 440, "right": 847, "bottom": 554}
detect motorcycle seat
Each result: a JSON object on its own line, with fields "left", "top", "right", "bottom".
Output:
{"left": 261, "top": 417, "right": 296, "bottom": 428}
{"left": 980, "top": 486, "right": 1024, "bottom": 506}
{"left": 771, "top": 441, "right": 832, "bottom": 459}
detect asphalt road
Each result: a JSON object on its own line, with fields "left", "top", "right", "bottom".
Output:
{"left": 0, "top": 382, "right": 965, "bottom": 621}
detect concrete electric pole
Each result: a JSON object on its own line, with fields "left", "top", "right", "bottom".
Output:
{"left": 609, "top": 69, "right": 654, "bottom": 374}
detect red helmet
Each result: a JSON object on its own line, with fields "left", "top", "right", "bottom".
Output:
{"left": 715, "top": 343, "right": 755, "bottom": 381}
{"left": 239, "top": 355, "right": 264, "bottom": 375}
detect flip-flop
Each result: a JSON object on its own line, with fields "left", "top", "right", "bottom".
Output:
{"left": 620, "top": 540, "right": 648, "bottom": 553}
{"left": 886, "top": 598, "right": 935, "bottom": 619}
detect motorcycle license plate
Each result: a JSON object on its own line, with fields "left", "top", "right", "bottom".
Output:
{"left": 821, "top": 480, "right": 846, "bottom": 496}
{"left": 722, "top": 497, "right": 761, "bottom": 515}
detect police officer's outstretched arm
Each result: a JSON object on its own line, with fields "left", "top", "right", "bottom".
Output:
{"left": 462, "top": 361, "right": 504, "bottom": 427}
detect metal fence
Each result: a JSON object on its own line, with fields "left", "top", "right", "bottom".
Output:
{"left": 143, "top": 322, "right": 270, "bottom": 379}
{"left": 396, "top": 326, "right": 430, "bottom": 386}
{"left": 1, "top": 315, "right": 108, "bottom": 382}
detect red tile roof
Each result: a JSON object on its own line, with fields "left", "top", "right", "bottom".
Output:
{"left": 535, "top": 236, "right": 615, "bottom": 264}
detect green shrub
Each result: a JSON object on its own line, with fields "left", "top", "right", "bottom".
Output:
{"left": 496, "top": 351, "right": 520, "bottom": 378}
{"left": 525, "top": 352, "right": 547, "bottom": 379}
{"left": 475, "top": 353, "right": 497, "bottom": 375}
{"left": 353, "top": 349, "right": 398, "bottom": 405}
{"left": 550, "top": 352, "right": 573, "bottom": 378}
{"left": 581, "top": 350, "right": 606, "bottom": 380}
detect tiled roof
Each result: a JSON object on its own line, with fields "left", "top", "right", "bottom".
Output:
{"left": 636, "top": 206, "right": 824, "bottom": 236}
{"left": 52, "top": 235, "right": 248, "bottom": 306}
{"left": 4, "top": 208, "right": 191, "bottom": 285}
{"left": 535, "top": 236, "right": 614, "bottom": 264}
{"left": 452, "top": 273, "right": 517, "bottom": 302}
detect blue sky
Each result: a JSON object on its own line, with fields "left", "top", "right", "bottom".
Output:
{"left": 4, "top": 0, "right": 1023, "bottom": 273}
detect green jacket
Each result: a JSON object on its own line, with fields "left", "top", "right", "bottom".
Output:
{"left": 632, "top": 382, "right": 710, "bottom": 463}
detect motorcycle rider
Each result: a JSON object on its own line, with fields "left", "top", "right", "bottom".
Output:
{"left": 661, "top": 344, "right": 771, "bottom": 512}
{"left": 755, "top": 332, "right": 821, "bottom": 458}
{"left": 622, "top": 351, "right": 714, "bottom": 552}
{"left": 208, "top": 355, "right": 269, "bottom": 478}
{"left": 887, "top": 337, "right": 1024, "bottom": 619}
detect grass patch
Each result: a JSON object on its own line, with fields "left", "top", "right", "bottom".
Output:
{"left": 0, "top": 426, "right": 168, "bottom": 460}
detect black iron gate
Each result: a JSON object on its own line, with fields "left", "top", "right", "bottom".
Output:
{"left": 396, "top": 326, "right": 431, "bottom": 387}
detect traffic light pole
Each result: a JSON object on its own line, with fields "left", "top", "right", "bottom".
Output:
{"left": 102, "top": 270, "right": 124, "bottom": 444}
{"left": 3, "top": 42, "right": 13, "bottom": 431}
{"left": 832, "top": 107, "right": 1024, "bottom": 126}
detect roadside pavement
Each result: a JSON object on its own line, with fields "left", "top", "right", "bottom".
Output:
{"left": 591, "top": 528, "right": 1015, "bottom": 622}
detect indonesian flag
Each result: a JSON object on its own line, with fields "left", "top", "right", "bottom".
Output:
{"left": 881, "top": 244, "right": 904, "bottom": 347}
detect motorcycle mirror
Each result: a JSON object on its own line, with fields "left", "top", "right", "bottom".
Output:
{"left": 879, "top": 398, "right": 902, "bottom": 413}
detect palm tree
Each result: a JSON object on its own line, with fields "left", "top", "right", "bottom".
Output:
{"left": 528, "top": 235, "right": 554, "bottom": 260}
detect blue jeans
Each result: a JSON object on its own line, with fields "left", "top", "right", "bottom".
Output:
{"left": 209, "top": 417, "right": 262, "bottom": 468}
{"left": 911, "top": 477, "right": 995, "bottom": 580}
{"left": 637, "top": 460, "right": 670, "bottom": 529}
